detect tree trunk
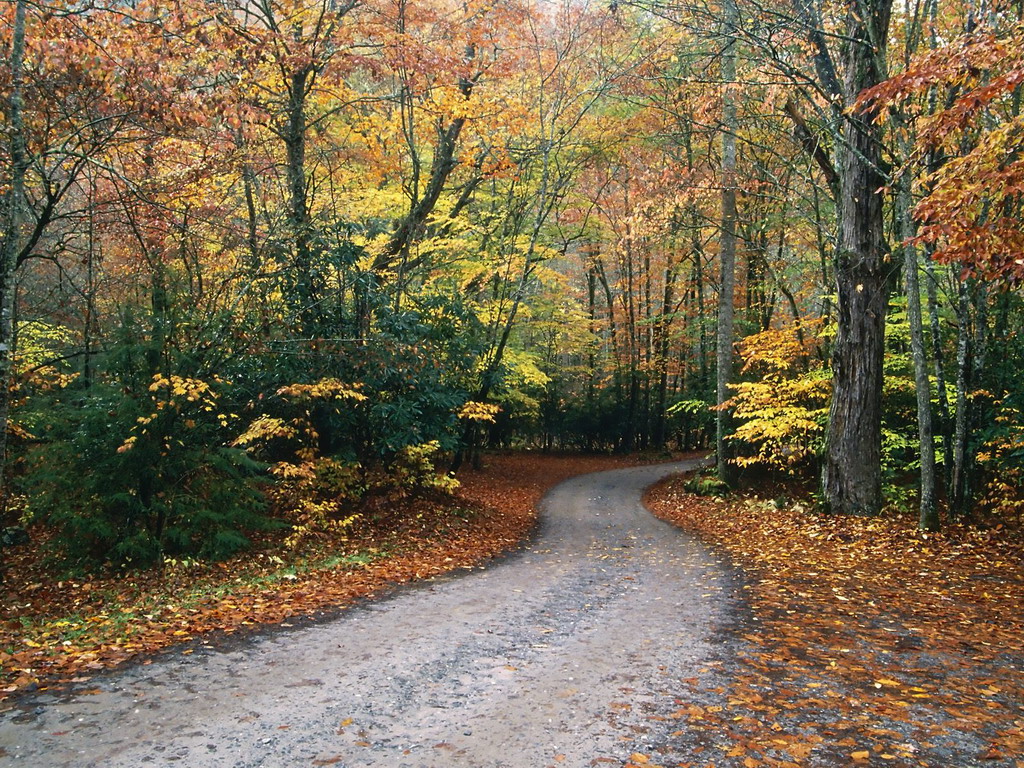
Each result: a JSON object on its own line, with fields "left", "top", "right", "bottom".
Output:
{"left": 83, "top": 172, "right": 98, "bottom": 388}
{"left": 284, "top": 68, "right": 316, "bottom": 331}
{"left": 716, "top": 0, "right": 738, "bottom": 483}
{"left": 692, "top": 229, "right": 709, "bottom": 391}
{"left": 899, "top": 173, "right": 939, "bottom": 530}
{"left": 923, "top": 254, "right": 953, "bottom": 484}
{"left": 448, "top": 264, "right": 533, "bottom": 474}
{"left": 821, "top": 0, "right": 893, "bottom": 516}
{"left": 586, "top": 264, "right": 597, "bottom": 447}
{"left": 950, "top": 281, "right": 987, "bottom": 519}
{"left": 683, "top": 128, "right": 711, "bottom": 394}
{"left": 950, "top": 279, "right": 972, "bottom": 517}
{"left": 594, "top": 257, "right": 622, "bottom": 402}
{"left": 653, "top": 255, "right": 676, "bottom": 448}
{"left": 622, "top": 235, "right": 639, "bottom": 452}
{"left": 0, "top": 0, "right": 28, "bottom": 503}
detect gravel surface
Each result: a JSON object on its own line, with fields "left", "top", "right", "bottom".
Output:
{"left": 0, "top": 459, "right": 745, "bottom": 767}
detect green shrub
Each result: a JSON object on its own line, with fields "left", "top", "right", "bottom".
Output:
{"left": 24, "top": 377, "right": 270, "bottom": 570}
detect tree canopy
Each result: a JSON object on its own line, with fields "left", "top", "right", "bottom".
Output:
{"left": 2, "top": 0, "right": 1022, "bottom": 569}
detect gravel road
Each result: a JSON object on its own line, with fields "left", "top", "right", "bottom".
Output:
{"left": 0, "top": 459, "right": 744, "bottom": 767}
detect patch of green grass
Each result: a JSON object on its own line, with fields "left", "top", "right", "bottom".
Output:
{"left": 684, "top": 474, "right": 731, "bottom": 496}
{"left": 320, "top": 551, "right": 381, "bottom": 569}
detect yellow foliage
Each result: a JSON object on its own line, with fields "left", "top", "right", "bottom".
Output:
{"left": 736, "top": 322, "right": 823, "bottom": 376}
{"left": 267, "top": 457, "right": 365, "bottom": 549}
{"left": 390, "top": 441, "right": 460, "bottom": 496}
{"left": 118, "top": 375, "right": 224, "bottom": 454}
{"left": 14, "top": 321, "right": 77, "bottom": 371}
{"left": 457, "top": 401, "right": 501, "bottom": 423}
{"left": 148, "top": 375, "right": 216, "bottom": 407}
{"left": 277, "top": 379, "right": 367, "bottom": 402}
{"left": 493, "top": 349, "right": 551, "bottom": 390}
{"left": 724, "top": 324, "right": 830, "bottom": 472}
{"left": 232, "top": 416, "right": 297, "bottom": 447}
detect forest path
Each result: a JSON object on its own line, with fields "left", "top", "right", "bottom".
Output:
{"left": 0, "top": 459, "right": 744, "bottom": 767}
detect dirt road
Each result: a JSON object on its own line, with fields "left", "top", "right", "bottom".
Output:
{"left": 0, "top": 459, "right": 743, "bottom": 767}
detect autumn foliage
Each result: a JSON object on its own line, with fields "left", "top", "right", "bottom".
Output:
{"left": 0, "top": 0, "right": 1022, "bottom": 672}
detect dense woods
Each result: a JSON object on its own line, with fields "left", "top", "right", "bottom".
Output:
{"left": 1, "top": 0, "right": 1022, "bottom": 570}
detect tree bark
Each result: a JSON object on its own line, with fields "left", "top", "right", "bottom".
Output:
{"left": 923, "top": 254, "right": 953, "bottom": 484}
{"left": 898, "top": 173, "right": 939, "bottom": 530}
{"left": 950, "top": 279, "right": 972, "bottom": 517}
{"left": 822, "top": 0, "right": 893, "bottom": 516}
{"left": 716, "top": 0, "right": 738, "bottom": 483}
{"left": 653, "top": 254, "right": 676, "bottom": 448}
{"left": 284, "top": 67, "right": 317, "bottom": 331}
{"left": 0, "top": 0, "right": 29, "bottom": 502}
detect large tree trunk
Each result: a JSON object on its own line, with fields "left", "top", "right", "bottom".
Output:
{"left": 822, "top": 0, "right": 893, "bottom": 516}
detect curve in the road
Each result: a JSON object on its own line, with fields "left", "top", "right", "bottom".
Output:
{"left": 0, "top": 459, "right": 744, "bottom": 768}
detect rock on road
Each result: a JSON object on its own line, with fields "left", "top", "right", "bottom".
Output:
{"left": 0, "top": 460, "right": 744, "bottom": 767}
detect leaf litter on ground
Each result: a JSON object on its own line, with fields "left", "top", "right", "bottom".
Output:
{"left": 645, "top": 473, "right": 1024, "bottom": 767}
{"left": 7, "top": 454, "right": 1019, "bottom": 767}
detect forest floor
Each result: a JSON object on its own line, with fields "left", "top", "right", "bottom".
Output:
{"left": 0, "top": 451, "right": 662, "bottom": 703}
{"left": 645, "top": 472, "right": 1024, "bottom": 767}
{"left": 2, "top": 455, "right": 1022, "bottom": 766}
